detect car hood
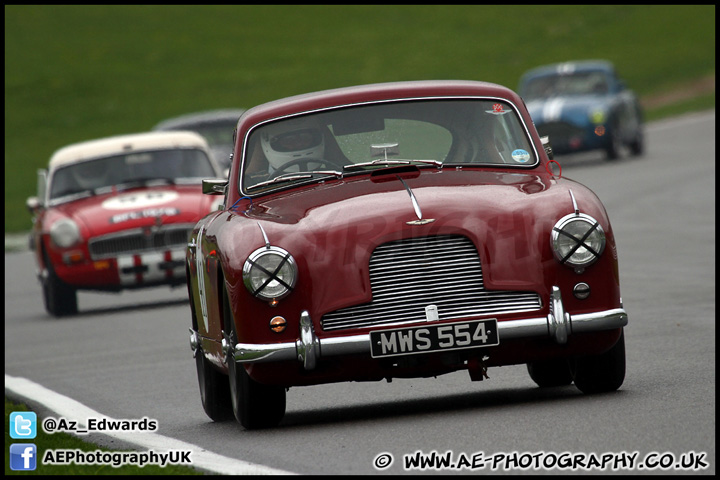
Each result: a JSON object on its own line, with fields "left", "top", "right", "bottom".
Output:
{"left": 525, "top": 95, "right": 609, "bottom": 124}
{"left": 229, "top": 169, "right": 610, "bottom": 314}
{"left": 52, "top": 184, "right": 216, "bottom": 238}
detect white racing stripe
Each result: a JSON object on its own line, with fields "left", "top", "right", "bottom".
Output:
{"left": 5, "top": 374, "right": 296, "bottom": 476}
{"left": 542, "top": 98, "right": 565, "bottom": 122}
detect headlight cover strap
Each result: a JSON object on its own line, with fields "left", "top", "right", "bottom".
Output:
{"left": 551, "top": 212, "right": 606, "bottom": 270}
{"left": 243, "top": 245, "right": 297, "bottom": 301}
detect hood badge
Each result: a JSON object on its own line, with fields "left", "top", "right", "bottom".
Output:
{"left": 398, "top": 176, "right": 435, "bottom": 226}
{"left": 407, "top": 218, "right": 435, "bottom": 226}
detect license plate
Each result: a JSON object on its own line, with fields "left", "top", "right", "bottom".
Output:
{"left": 370, "top": 318, "right": 499, "bottom": 358}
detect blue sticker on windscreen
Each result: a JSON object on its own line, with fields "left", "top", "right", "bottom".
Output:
{"left": 512, "top": 149, "right": 531, "bottom": 163}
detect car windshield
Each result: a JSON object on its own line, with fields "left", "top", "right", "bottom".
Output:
{"left": 241, "top": 98, "right": 537, "bottom": 193}
{"left": 49, "top": 148, "right": 216, "bottom": 201}
{"left": 521, "top": 71, "right": 610, "bottom": 100}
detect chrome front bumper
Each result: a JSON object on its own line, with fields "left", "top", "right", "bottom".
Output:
{"left": 190, "top": 286, "right": 628, "bottom": 371}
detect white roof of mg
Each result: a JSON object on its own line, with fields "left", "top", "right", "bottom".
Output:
{"left": 48, "top": 131, "right": 211, "bottom": 171}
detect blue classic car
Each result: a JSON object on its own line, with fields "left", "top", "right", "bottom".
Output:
{"left": 519, "top": 60, "right": 644, "bottom": 160}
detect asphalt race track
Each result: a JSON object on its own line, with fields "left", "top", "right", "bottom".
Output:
{"left": 5, "top": 110, "right": 715, "bottom": 475}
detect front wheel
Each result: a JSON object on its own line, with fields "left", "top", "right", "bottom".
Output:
{"left": 571, "top": 329, "right": 626, "bottom": 394}
{"left": 605, "top": 123, "right": 622, "bottom": 160}
{"left": 629, "top": 129, "right": 645, "bottom": 156}
{"left": 195, "top": 348, "right": 233, "bottom": 421}
{"left": 228, "top": 358, "right": 286, "bottom": 430}
{"left": 42, "top": 261, "right": 78, "bottom": 317}
{"left": 225, "top": 288, "right": 286, "bottom": 429}
{"left": 527, "top": 358, "right": 573, "bottom": 388}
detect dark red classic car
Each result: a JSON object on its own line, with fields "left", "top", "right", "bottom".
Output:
{"left": 186, "top": 80, "right": 628, "bottom": 429}
{"left": 27, "top": 131, "right": 223, "bottom": 317}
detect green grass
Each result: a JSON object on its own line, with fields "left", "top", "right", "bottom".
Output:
{"left": 4, "top": 5, "right": 715, "bottom": 232}
{"left": 644, "top": 91, "right": 715, "bottom": 123}
{"left": 5, "top": 398, "right": 202, "bottom": 475}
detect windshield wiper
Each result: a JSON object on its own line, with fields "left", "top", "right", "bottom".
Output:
{"left": 50, "top": 189, "right": 94, "bottom": 203}
{"left": 343, "top": 159, "right": 442, "bottom": 172}
{"left": 247, "top": 170, "right": 342, "bottom": 191}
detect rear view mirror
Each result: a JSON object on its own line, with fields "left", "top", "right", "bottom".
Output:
{"left": 26, "top": 196, "right": 40, "bottom": 213}
{"left": 540, "top": 136, "right": 554, "bottom": 160}
{"left": 202, "top": 178, "right": 228, "bottom": 195}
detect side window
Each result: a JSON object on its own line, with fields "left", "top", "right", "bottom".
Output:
{"left": 447, "top": 101, "right": 536, "bottom": 166}
{"left": 493, "top": 113, "right": 535, "bottom": 165}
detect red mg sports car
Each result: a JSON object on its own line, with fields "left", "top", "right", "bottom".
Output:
{"left": 186, "top": 81, "right": 628, "bottom": 429}
{"left": 27, "top": 131, "right": 223, "bottom": 317}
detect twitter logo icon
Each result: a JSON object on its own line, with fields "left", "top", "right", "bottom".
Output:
{"left": 10, "top": 412, "right": 37, "bottom": 439}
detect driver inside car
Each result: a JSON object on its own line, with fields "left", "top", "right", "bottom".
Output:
{"left": 244, "top": 117, "right": 350, "bottom": 187}
{"left": 244, "top": 119, "right": 326, "bottom": 181}
{"left": 73, "top": 158, "right": 112, "bottom": 191}
{"left": 262, "top": 123, "right": 325, "bottom": 174}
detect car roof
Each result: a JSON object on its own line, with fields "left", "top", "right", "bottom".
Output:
{"left": 152, "top": 109, "right": 247, "bottom": 130}
{"left": 48, "top": 130, "right": 211, "bottom": 170}
{"left": 521, "top": 60, "right": 615, "bottom": 80}
{"left": 238, "top": 80, "right": 523, "bottom": 127}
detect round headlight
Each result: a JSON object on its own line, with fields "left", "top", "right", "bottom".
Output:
{"left": 50, "top": 218, "right": 81, "bottom": 248}
{"left": 242, "top": 246, "right": 297, "bottom": 301}
{"left": 551, "top": 213, "right": 605, "bottom": 269}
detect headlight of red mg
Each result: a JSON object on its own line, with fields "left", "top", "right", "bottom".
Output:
{"left": 49, "top": 218, "right": 82, "bottom": 248}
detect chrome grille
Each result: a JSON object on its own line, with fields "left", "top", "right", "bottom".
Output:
{"left": 536, "top": 121, "right": 584, "bottom": 138}
{"left": 88, "top": 224, "right": 194, "bottom": 260}
{"left": 321, "top": 235, "right": 542, "bottom": 331}
{"left": 535, "top": 122, "right": 585, "bottom": 149}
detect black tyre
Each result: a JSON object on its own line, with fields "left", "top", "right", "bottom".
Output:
{"left": 42, "top": 254, "right": 78, "bottom": 317}
{"left": 188, "top": 264, "right": 233, "bottom": 421}
{"left": 629, "top": 129, "right": 645, "bottom": 156}
{"left": 195, "top": 347, "right": 233, "bottom": 422}
{"left": 225, "top": 288, "right": 286, "bottom": 429}
{"left": 527, "top": 358, "right": 573, "bottom": 387}
{"left": 605, "top": 123, "right": 622, "bottom": 160}
{"left": 571, "top": 329, "right": 626, "bottom": 394}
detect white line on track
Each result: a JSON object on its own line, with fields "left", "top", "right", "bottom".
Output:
{"left": 5, "top": 374, "right": 296, "bottom": 476}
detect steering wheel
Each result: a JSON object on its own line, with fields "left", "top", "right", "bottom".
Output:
{"left": 271, "top": 157, "right": 345, "bottom": 178}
